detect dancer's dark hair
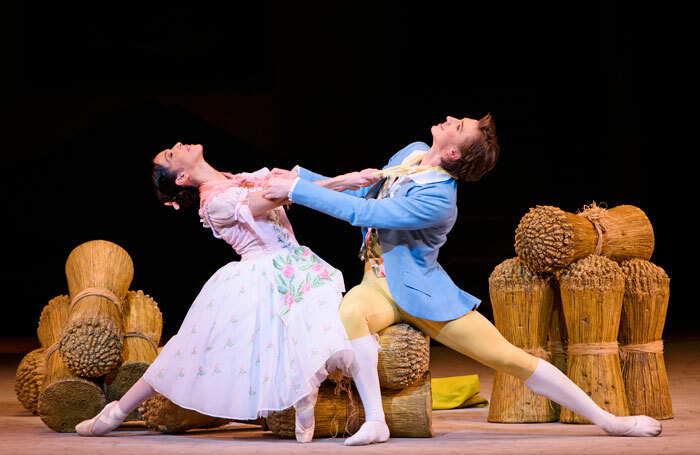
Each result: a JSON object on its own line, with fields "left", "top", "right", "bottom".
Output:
{"left": 441, "top": 112, "right": 500, "bottom": 182}
{"left": 151, "top": 161, "right": 200, "bottom": 209}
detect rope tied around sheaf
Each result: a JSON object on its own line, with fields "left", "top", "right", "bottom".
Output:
{"left": 124, "top": 332, "right": 159, "bottom": 354}
{"left": 567, "top": 341, "right": 620, "bottom": 355}
{"left": 619, "top": 340, "right": 664, "bottom": 363}
{"left": 547, "top": 340, "right": 568, "bottom": 356}
{"left": 69, "top": 287, "right": 123, "bottom": 316}
{"left": 43, "top": 342, "right": 60, "bottom": 361}
{"left": 578, "top": 201, "right": 610, "bottom": 255}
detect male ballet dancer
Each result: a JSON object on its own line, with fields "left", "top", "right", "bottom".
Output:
{"left": 262, "top": 114, "right": 661, "bottom": 445}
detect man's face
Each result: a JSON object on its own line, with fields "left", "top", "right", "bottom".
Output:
{"left": 431, "top": 116, "right": 480, "bottom": 161}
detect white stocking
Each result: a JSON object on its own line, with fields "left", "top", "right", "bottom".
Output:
{"left": 525, "top": 359, "right": 661, "bottom": 436}
{"left": 344, "top": 334, "right": 390, "bottom": 446}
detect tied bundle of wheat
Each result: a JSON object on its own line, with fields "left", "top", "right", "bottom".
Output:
{"left": 266, "top": 323, "right": 434, "bottom": 439}
{"left": 487, "top": 258, "right": 559, "bottom": 423}
{"left": 104, "top": 290, "right": 163, "bottom": 421}
{"left": 514, "top": 204, "right": 654, "bottom": 274}
{"left": 37, "top": 295, "right": 106, "bottom": 432}
{"left": 377, "top": 323, "right": 430, "bottom": 390}
{"left": 267, "top": 370, "right": 434, "bottom": 439}
{"left": 138, "top": 393, "right": 233, "bottom": 434}
{"left": 558, "top": 255, "right": 630, "bottom": 423}
{"left": 14, "top": 348, "right": 45, "bottom": 415}
{"left": 548, "top": 281, "right": 568, "bottom": 375}
{"left": 59, "top": 240, "right": 134, "bottom": 377}
{"left": 618, "top": 258, "right": 673, "bottom": 419}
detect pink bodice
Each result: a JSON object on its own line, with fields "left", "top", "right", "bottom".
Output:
{"left": 199, "top": 169, "right": 299, "bottom": 260}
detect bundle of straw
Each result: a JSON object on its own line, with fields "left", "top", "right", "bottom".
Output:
{"left": 377, "top": 323, "right": 430, "bottom": 389}
{"left": 266, "top": 374, "right": 364, "bottom": 439}
{"left": 548, "top": 281, "right": 568, "bottom": 375}
{"left": 59, "top": 240, "right": 134, "bottom": 377}
{"left": 37, "top": 295, "right": 106, "bottom": 433}
{"left": 138, "top": 394, "right": 232, "bottom": 434}
{"left": 14, "top": 348, "right": 45, "bottom": 415}
{"left": 267, "top": 372, "right": 433, "bottom": 439}
{"left": 514, "top": 204, "right": 654, "bottom": 274}
{"left": 487, "top": 258, "right": 559, "bottom": 422}
{"left": 104, "top": 290, "right": 163, "bottom": 420}
{"left": 619, "top": 258, "right": 673, "bottom": 419}
{"left": 267, "top": 325, "right": 434, "bottom": 439}
{"left": 558, "top": 255, "right": 630, "bottom": 423}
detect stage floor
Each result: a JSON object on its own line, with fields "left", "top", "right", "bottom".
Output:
{"left": 2, "top": 337, "right": 699, "bottom": 455}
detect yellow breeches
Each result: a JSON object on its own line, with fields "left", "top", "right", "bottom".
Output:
{"left": 339, "top": 268, "right": 540, "bottom": 381}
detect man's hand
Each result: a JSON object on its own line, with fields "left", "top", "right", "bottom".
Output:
{"left": 262, "top": 176, "right": 296, "bottom": 200}
{"left": 266, "top": 167, "right": 299, "bottom": 180}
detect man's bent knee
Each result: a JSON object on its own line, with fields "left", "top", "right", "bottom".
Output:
{"left": 339, "top": 295, "right": 371, "bottom": 339}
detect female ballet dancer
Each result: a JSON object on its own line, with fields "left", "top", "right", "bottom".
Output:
{"left": 75, "top": 142, "right": 378, "bottom": 442}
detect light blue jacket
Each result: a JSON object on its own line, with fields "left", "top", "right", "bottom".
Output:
{"left": 291, "top": 141, "right": 481, "bottom": 321}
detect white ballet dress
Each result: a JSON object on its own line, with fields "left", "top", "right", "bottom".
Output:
{"left": 142, "top": 169, "right": 355, "bottom": 420}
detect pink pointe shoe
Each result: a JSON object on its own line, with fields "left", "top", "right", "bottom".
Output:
{"left": 75, "top": 401, "right": 127, "bottom": 436}
{"left": 294, "top": 390, "right": 318, "bottom": 443}
{"left": 295, "top": 415, "right": 315, "bottom": 443}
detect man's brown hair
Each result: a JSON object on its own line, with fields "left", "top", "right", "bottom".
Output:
{"left": 441, "top": 112, "right": 500, "bottom": 182}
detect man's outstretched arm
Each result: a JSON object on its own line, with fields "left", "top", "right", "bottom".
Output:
{"left": 263, "top": 176, "right": 455, "bottom": 230}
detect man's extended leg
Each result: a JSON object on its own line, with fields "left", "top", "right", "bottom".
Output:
{"left": 405, "top": 310, "right": 661, "bottom": 437}
{"left": 339, "top": 271, "right": 401, "bottom": 446}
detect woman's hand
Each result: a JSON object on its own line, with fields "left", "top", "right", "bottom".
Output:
{"left": 339, "top": 168, "right": 381, "bottom": 190}
{"left": 262, "top": 177, "right": 296, "bottom": 200}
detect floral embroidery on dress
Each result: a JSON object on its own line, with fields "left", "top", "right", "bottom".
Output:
{"left": 273, "top": 246, "right": 338, "bottom": 316}
{"left": 266, "top": 209, "right": 294, "bottom": 249}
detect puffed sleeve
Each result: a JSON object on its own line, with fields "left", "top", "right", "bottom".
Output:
{"left": 203, "top": 186, "right": 251, "bottom": 235}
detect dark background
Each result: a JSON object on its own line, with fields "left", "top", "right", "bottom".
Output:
{"left": 2, "top": 2, "right": 694, "bottom": 345}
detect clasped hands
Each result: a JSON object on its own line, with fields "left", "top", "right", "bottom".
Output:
{"left": 261, "top": 167, "right": 381, "bottom": 201}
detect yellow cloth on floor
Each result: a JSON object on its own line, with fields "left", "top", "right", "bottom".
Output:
{"left": 431, "top": 374, "right": 488, "bottom": 410}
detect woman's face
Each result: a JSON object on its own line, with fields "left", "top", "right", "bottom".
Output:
{"left": 153, "top": 142, "right": 204, "bottom": 175}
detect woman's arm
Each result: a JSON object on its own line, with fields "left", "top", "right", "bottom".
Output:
{"left": 315, "top": 169, "right": 379, "bottom": 192}
{"left": 267, "top": 168, "right": 379, "bottom": 197}
{"left": 247, "top": 192, "right": 288, "bottom": 217}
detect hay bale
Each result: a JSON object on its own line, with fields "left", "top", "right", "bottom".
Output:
{"left": 104, "top": 290, "right": 162, "bottom": 421}
{"left": 487, "top": 258, "right": 559, "bottom": 422}
{"left": 548, "top": 280, "right": 568, "bottom": 375}
{"left": 514, "top": 204, "right": 654, "bottom": 274}
{"left": 267, "top": 372, "right": 433, "bottom": 439}
{"left": 139, "top": 394, "right": 232, "bottom": 434}
{"left": 558, "top": 255, "right": 630, "bottom": 423}
{"left": 59, "top": 240, "right": 133, "bottom": 377}
{"left": 14, "top": 348, "right": 45, "bottom": 415}
{"left": 37, "top": 295, "right": 106, "bottom": 433}
{"left": 619, "top": 259, "right": 672, "bottom": 419}
{"left": 377, "top": 323, "right": 430, "bottom": 390}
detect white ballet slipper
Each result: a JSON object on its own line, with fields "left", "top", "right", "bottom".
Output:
{"left": 344, "top": 420, "right": 390, "bottom": 446}
{"left": 75, "top": 401, "right": 127, "bottom": 436}
{"left": 606, "top": 415, "right": 662, "bottom": 437}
